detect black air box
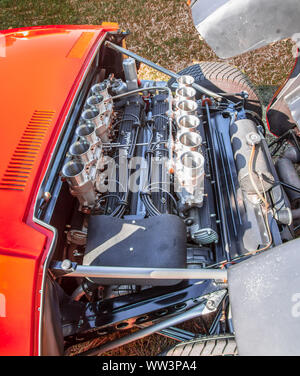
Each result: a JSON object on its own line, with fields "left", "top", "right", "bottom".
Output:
{"left": 84, "top": 214, "right": 186, "bottom": 285}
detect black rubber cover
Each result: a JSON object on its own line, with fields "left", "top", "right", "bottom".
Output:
{"left": 84, "top": 214, "right": 186, "bottom": 285}
{"left": 228, "top": 238, "right": 300, "bottom": 355}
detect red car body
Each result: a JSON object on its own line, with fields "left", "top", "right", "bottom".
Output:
{"left": 0, "top": 23, "right": 118, "bottom": 355}
{"left": 1, "top": 17, "right": 299, "bottom": 358}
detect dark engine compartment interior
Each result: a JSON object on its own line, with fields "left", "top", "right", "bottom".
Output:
{"left": 35, "top": 31, "right": 300, "bottom": 355}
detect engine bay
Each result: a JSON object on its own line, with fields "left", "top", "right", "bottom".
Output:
{"left": 59, "top": 63, "right": 292, "bottom": 276}
{"left": 36, "top": 34, "right": 298, "bottom": 353}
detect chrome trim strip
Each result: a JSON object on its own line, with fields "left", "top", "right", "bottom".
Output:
{"left": 32, "top": 32, "right": 107, "bottom": 356}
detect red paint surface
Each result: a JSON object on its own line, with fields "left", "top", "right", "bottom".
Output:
{"left": 0, "top": 23, "right": 118, "bottom": 355}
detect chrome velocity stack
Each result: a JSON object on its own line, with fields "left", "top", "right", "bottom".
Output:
{"left": 176, "top": 75, "right": 195, "bottom": 88}
{"left": 178, "top": 131, "right": 202, "bottom": 153}
{"left": 91, "top": 81, "right": 109, "bottom": 99}
{"left": 180, "top": 151, "right": 204, "bottom": 191}
{"left": 81, "top": 107, "right": 101, "bottom": 128}
{"left": 76, "top": 122, "right": 99, "bottom": 146}
{"left": 175, "top": 150, "right": 205, "bottom": 207}
{"left": 177, "top": 115, "right": 200, "bottom": 132}
{"left": 175, "top": 86, "right": 196, "bottom": 102}
{"left": 176, "top": 99, "right": 198, "bottom": 120}
{"left": 86, "top": 94, "right": 106, "bottom": 115}
{"left": 69, "top": 139, "right": 94, "bottom": 164}
{"left": 62, "top": 160, "right": 88, "bottom": 187}
{"left": 62, "top": 160, "right": 96, "bottom": 208}
{"left": 91, "top": 82, "right": 113, "bottom": 115}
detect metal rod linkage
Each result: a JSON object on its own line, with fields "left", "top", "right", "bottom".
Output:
{"left": 158, "top": 327, "right": 197, "bottom": 342}
{"left": 105, "top": 41, "right": 223, "bottom": 101}
{"left": 52, "top": 260, "right": 227, "bottom": 281}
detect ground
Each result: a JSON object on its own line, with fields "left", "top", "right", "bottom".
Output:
{"left": 0, "top": 0, "right": 295, "bottom": 356}
{"left": 0, "top": 0, "right": 295, "bottom": 87}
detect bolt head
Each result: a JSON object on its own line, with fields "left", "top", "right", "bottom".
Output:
{"left": 206, "top": 300, "right": 216, "bottom": 310}
{"left": 43, "top": 191, "right": 51, "bottom": 201}
{"left": 61, "top": 259, "right": 72, "bottom": 271}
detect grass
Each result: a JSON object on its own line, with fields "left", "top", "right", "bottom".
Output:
{"left": 0, "top": 0, "right": 295, "bottom": 86}
{"left": 65, "top": 313, "right": 218, "bottom": 356}
{"left": 0, "top": 0, "right": 295, "bottom": 356}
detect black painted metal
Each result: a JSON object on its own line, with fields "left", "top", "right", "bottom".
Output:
{"left": 149, "top": 93, "right": 172, "bottom": 214}
{"left": 62, "top": 280, "right": 223, "bottom": 345}
{"left": 105, "top": 94, "right": 144, "bottom": 217}
{"left": 204, "top": 103, "right": 231, "bottom": 261}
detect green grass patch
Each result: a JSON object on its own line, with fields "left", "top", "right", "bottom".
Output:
{"left": 0, "top": 1, "right": 295, "bottom": 86}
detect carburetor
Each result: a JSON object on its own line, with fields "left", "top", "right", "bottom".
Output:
{"left": 173, "top": 75, "right": 205, "bottom": 209}
{"left": 61, "top": 80, "right": 113, "bottom": 209}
